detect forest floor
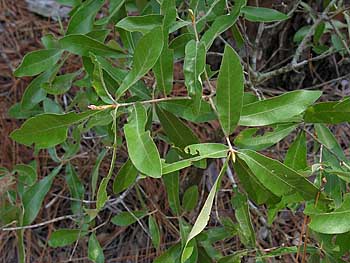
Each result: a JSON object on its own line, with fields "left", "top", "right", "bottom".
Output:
{"left": 1, "top": 1, "right": 350, "bottom": 262}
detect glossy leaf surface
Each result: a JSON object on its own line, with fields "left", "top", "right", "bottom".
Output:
{"left": 124, "top": 104, "right": 162, "bottom": 178}
{"left": 11, "top": 111, "right": 98, "bottom": 148}
{"left": 215, "top": 45, "right": 244, "bottom": 135}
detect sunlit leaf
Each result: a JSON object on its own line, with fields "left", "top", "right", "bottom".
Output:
{"left": 10, "top": 111, "right": 98, "bottom": 149}
{"left": 181, "top": 158, "right": 229, "bottom": 262}
{"left": 124, "top": 104, "right": 162, "bottom": 178}
{"left": 240, "top": 90, "right": 322, "bottom": 126}
{"left": 88, "top": 233, "right": 104, "bottom": 263}
{"left": 66, "top": 0, "right": 104, "bottom": 34}
{"left": 307, "top": 194, "right": 350, "bottom": 234}
{"left": 215, "top": 45, "right": 244, "bottom": 135}
{"left": 59, "top": 34, "right": 125, "bottom": 58}
{"left": 238, "top": 150, "right": 327, "bottom": 202}
{"left": 235, "top": 124, "right": 297, "bottom": 151}
{"left": 116, "top": 15, "right": 163, "bottom": 34}
{"left": 116, "top": 26, "right": 164, "bottom": 98}
{"left": 184, "top": 40, "right": 206, "bottom": 113}
{"left": 14, "top": 49, "right": 63, "bottom": 77}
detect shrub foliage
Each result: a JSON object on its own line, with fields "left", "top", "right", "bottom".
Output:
{"left": 2, "top": 0, "right": 350, "bottom": 262}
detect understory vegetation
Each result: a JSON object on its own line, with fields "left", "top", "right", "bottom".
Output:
{"left": 2, "top": 0, "right": 350, "bottom": 262}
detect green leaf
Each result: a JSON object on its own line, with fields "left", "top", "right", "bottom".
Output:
{"left": 185, "top": 143, "right": 229, "bottom": 158}
{"left": 182, "top": 185, "right": 199, "bottom": 212}
{"left": 116, "top": 14, "right": 163, "bottom": 34}
{"left": 14, "top": 164, "right": 37, "bottom": 186}
{"left": 111, "top": 210, "right": 148, "bottom": 226}
{"left": 153, "top": 243, "right": 182, "bottom": 263}
{"left": 82, "top": 109, "right": 113, "bottom": 132}
{"left": 153, "top": 48, "right": 174, "bottom": 96}
{"left": 196, "top": 0, "right": 227, "bottom": 32}
{"left": 149, "top": 215, "right": 161, "bottom": 249}
{"left": 284, "top": 131, "right": 308, "bottom": 170}
{"left": 59, "top": 34, "right": 125, "bottom": 58}
{"left": 231, "top": 191, "right": 255, "bottom": 248}
{"left": 162, "top": 143, "right": 229, "bottom": 175}
{"left": 163, "top": 171, "right": 181, "bottom": 215}
{"left": 231, "top": 24, "right": 244, "bottom": 49}
{"left": 240, "top": 90, "right": 322, "bottom": 126}
{"left": 96, "top": 177, "right": 109, "bottom": 210}
{"left": 116, "top": 26, "right": 164, "bottom": 98}
{"left": 156, "top": 106, "right": 199, "bottom": 149}
{"left": 124, "top": 104, "right": 162, "bottom": 178}
{"left": 181, "top": 158, "right": 229, "bottom": 263}
{"left": 22, "top": 166, "right": 61, "bottom": 225}
{"left": 169, "top": 33, "right": 195, "bottom": 59}
{"left": 315, "top": 124, "right": 347, "bottom": 161}
{"left": 65, "top": 164, "right": 84, "bottom": 214}
{"left": 233, "top": 157, "right": 280, "bottom": 205}
{"left": 8, "top": 103, "right": 42, "bottom": 119}
{"left": 86, "top": 29, "right": 111, "bottom": 42}
{"left": 113, "top": 158, "right": 138, "bottom": 194}
{"left": 90, "top": 149, "right": 107, "bottom": 200}
{"left": 200, "top": 1, "right": 244, "bottom": 50}
{"left": 95, "top": 0, "right": 125, "bottom": 25}
{"left": 19, "top": 59, "right": 65, "bottom": 110}
{"left": 159, "top": 99, "right": 216, "bottom": 123}
{"left": 41, "top": 34, "right": 59, "bottom": 49}
{"left": 94, "top": 56, "right": 127, "bottom": 85}
{"left": 20, "top": 74, "right": 47, "bottom": 110}
{"left": 241, "top": 6, "right": 289, "bottom": 22}
{"left": 257, "top": 246, "right": 318, "bottom": 259}
{"left": 184, "top": 40, "right": 206, "bottom": 113}
{"left": 324, "top": 168, "right": 350, "bottom": 184}
{"left": 237, "top": 150, "right": 326, "bottom": 202}
{"left": 316, "top": 125, "right": 347, "bottom": 207}
{"left": 162, "top": 150, "right": 181, "bottom": 215}
{"left": 161, "top": 0, "right": 176, "bottom": 31}
{"left": 307, "top": 194, "right": 350, "bottom": 234}
{"left": 182, "top": 239, "right": 198, "bottom": 263}
{"left": 218, "top": 250, "right": 248, "bottom": 263}
{"left": 42, "top": 71, "right": 80, "bottom": 95}
{"left": 14, "top": 49, "right": 63, "bottom": 77}
{"left": 293, "top": 26, "right": 312, "bottom": 43}
{"left": 152, "top": 0, "right": 176, "bottom": 96}
{"left": 48, "top": 229, "right": 86, "bottom": 248}
{"left": 10, "top": 111, "right": 98, "bottom": 149}
{"left": 215, "top": 45, "right": 244, "bottom": 135}
{"left": 90, "top": 54, "right": 116, "bottom": 104}
{"left": 66, "top": 0, "right": 104, "bottom": 35}
{"left": 304, "top": 98, "right": 350, "bottom": 124}
{"left": 88, "top": 233, "right": 105, "bottom": 263}
{"left": 234, "top": 124, "right": 297, "bottom": 151}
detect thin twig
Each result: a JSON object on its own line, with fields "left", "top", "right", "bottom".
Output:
{"left": 254, "top": 51, "right": 336, "bottom": 84}
{"left": 88, "top": 96, "right": 191, "bottom": 110}
{"left": 265, "top": 0, "right": 302, "bottom": 29}
{"left": 291, "top": 0, "right": 337, "bottom": 65}
{"left": 328, "top": 17, "right": 350, "bottom": 56}
{"left": 1, "top": 215, "right": 78, "bottom": 231}
{"left": 251, "top": 22, "right": 265, "bottom": 71}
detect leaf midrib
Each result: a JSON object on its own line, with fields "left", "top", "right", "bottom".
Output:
{"left": 241, "top": 152, "right": 316, "bottom": 199}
